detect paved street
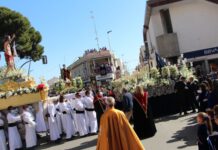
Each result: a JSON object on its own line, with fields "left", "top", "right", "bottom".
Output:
{"left": 36, "top": 113, "right": 198, "bottom": 150}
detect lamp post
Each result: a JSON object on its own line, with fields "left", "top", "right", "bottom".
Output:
{"left": 19, "top": 55, "right": 48, "bottom": 78}
{"left": 107, "top": 30, "right": 112, "bottom": 51}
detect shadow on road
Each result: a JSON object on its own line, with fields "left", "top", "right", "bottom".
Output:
{"left": 155, "top": 114, "right": 179, "bottom": 123}
{"left": 167, "top": 116, "right": 198, "bottom": 149}
{"left": 65, "top": 138, "right": 97, "bottom": 150}
{"left": 36, "top": 135, "right": 65, "bottom": 150}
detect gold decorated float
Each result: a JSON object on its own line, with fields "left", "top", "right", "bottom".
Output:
{"left": 0, "top": 80, "right": 35, "bottom": 91}
{"left": 0, "top": 69, "right": 48, "bottom": 110}
{"left": 0, "top": 92, "right": 40, "bottom": 110}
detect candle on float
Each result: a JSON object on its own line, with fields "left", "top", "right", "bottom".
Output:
{"left": 177, "top": 59, "right": 180, "bottom": 64}
{"left": 182, "top": 60, "right": 186, "bottom": 65}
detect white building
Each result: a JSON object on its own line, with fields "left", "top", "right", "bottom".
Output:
{"left": 143, "top": 0, "right": 218, "bottom": 75}
{"left": 68, "top": 48, "right": 123, "bottom": 86}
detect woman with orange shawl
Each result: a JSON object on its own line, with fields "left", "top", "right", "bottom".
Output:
{"left": 133, "top": 86, "right": 157, "bottom": 139}
{"left": 96, "top": 97, "right": 145, "bottom": 150}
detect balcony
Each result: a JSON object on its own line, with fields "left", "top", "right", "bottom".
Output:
{"left": 156, "top": 33, "right": 180, "bottom": 58}
{"left": 94, "top": 65, "right": 113, "bottom": 75}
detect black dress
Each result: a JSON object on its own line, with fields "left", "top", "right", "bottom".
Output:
{"left": 94, "top": 100, "right": 105, "bottom": 130}
{"left": 133, "top": 97, "right": 157, "bottom": 140}
{"left": 197, "top": 124, "right": 209, "bottom": 150}
{"left": 208, "top": 134, "right": 218, "bottom": 150}
{"left": 175, "top": 81, "right": 188, "bottom": 114}
{"left": 198, "top": 91, "right": 209, "bottom": 112}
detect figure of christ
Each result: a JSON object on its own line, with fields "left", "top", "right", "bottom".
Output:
{"left": 3, "top": 34, "right": 16, "bottom": 77}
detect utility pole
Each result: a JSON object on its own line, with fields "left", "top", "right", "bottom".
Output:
{"left": 90, "top": 11, "right": 100, "bottom": 50}
{"left": 107, "top": 30, "right": 112, "bottom": 51}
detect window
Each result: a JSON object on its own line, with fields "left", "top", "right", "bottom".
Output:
{"left": 160, "top": 9, "right": 173, "bottom": 34}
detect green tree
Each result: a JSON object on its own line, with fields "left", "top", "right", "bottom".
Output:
{"left": 0, "top": 7, "right": 44, "bottom": 61}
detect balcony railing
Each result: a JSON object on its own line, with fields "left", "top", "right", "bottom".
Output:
{"left": 156, "top": 33, "right": 180, "bottom": 58}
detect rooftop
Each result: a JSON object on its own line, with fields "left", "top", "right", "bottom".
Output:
{"left": 68, "top": 48, "right": 114, "bottom": 70}
{"left": 147, "top": 0, "right": 218, "bottom": 8}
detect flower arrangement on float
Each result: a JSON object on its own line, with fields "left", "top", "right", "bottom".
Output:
{"left": 37, "top": 78, "right": 49, "bottom": 101}
{"left": 0, "top": 68, "right": 43, "bottom": 110}
{"left": 112, "top": 64, "right": 194, "bottom": 98}
{"left": 49, "top": 76, "right": 84, "bottom": 95}
{"left": 0, "top": 68, "right": 38, "bottom": 99}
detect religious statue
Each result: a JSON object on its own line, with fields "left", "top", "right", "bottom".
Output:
{"left": 61, "top": 64, "right": 71, "bottom": 81}
{"left": 3, "top": 34, "right": 16, "bottom": 76}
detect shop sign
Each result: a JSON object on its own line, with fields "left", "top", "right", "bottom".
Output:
{"left": 184, "top": 47, "right": 218, "bottom": 59}
{"left": 96, "top": 73, "right": 114, "bottom": 81}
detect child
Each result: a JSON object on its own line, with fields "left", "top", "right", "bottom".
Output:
{"left": 197, "top": 112, "right": 212, "bottom": 150}
{"left": 206, "top": 109, "right": 218, "bottom": 132}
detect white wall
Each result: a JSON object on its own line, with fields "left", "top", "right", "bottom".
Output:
{"left": 170, "top": 0, "right": 218, "bottom": 53}
{"left": 147, "top": 0, "right": 218, "bottom": 54}
{"left": 147, "top": 11, "right": 162, "bottom": 53}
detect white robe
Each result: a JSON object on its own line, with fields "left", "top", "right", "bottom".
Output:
{"left": 75, "top": 98, "right": 88, "bottom": 136}
{"left": 58, "top": 102, "right": 75, "bottom": 139}
{"left": 7, "top": 113, "right": 22, "bottom": 150}
{"left": 83, "top": 96, "right": 97, "bottom": 133}
{"left": 47, "top": 103, "right": 60, "bottom": 141}
{"left": 0, "top": 119, "right": 6, "bottom": 150}
{"left": 36, "top": 101, "right": 47, "bottom": 133}
{"left": 22, "top": 111, "right": 37, "bottom": 148}
{"left": 68, "top": 100, "right": 78, "bottom": 133}
{"left": 55, "top": 103, "right": 63, "bottom": 135}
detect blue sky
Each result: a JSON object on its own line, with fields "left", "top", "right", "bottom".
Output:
{"left": 1, "top": 0, "right": 146, "bottom": 83}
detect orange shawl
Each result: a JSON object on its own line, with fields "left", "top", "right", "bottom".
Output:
{"left": 96, "top": 108, "right": 145, "bottom": 150}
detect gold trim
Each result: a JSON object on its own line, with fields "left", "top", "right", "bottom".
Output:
{"left": 0, "top": 93, "right": 40, "bottom": 110}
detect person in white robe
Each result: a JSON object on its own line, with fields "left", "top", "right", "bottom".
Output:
{"left": 54, "top": 101, "right": 63, "bottom": 136}
{"left": 83, "top": 90, "right": 98, "bottom": 134}
{"left": 0, "top": 112, "right": 6, "bottom": 150}
{"left": 69, "top": 98, "right": 79, "bottom": 134}
{"left": 75, "top": 93, "right": 88, "bottom": 137}
{"left": 35, "top": 101, "right": 47, "bottom": 133}
{"left": 7, "top": 106, "right": 22, "bottom": 150}
{"left": 65, "top": 96, "right": 78, "bottom": 135}
{"left": 22, "top": 106, "right": 37, "bottom": 148}
{"left": 58, "top": 95, "right": 75, "bottom": 140}
{"left": 47, "top": 100, "right": 61, "bottom": 141}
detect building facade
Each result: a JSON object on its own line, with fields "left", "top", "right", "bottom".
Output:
{"left": 68, "top": 48, "right": 123, "bottom": 86}
{"left": 143, "top": 0, "right": 218, "bottom": 75}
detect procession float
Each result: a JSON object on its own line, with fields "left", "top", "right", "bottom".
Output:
{"left": 49, "top": 76, "right": 84, "bottom": 96}
{"left": 111, "top": 59, "right": 196, "bottom": 118}
{"left": 112, "top": 63, "right": 195, "bottom": 98}
{"left": 0, "top": 7, "right": 46, "bottom": 110}
{"left": 0, "top": 68, "right": 48, "bottom": 110}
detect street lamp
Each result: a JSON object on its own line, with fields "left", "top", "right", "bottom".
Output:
{"left": 19, "top": 55, "right": 48, "bottom": 77}
{"left": 107, "top": 30, "right": 112, "bottom": 51}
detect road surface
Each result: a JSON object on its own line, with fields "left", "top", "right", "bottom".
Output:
{"left": 36, "top": 113, "right": 198, "bottom": 150}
